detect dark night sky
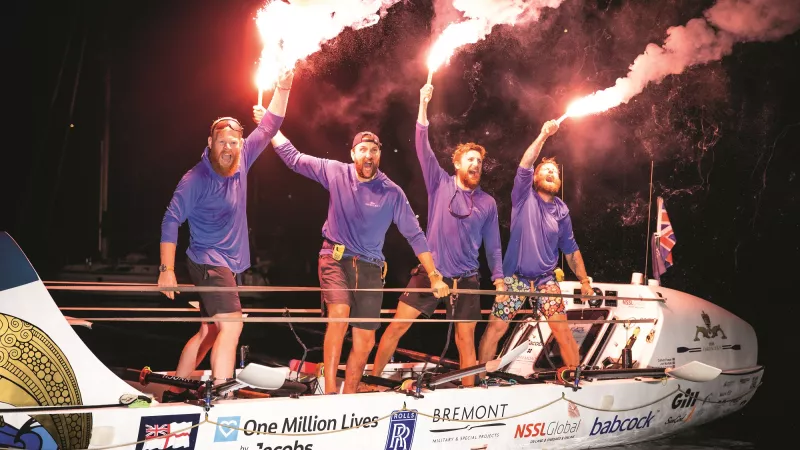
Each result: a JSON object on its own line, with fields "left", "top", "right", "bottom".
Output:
{"left": 4, "top": 0, "right": 798, "bottom": 412}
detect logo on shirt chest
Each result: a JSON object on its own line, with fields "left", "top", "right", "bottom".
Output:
{"left": 365, "top": 201, "right": 381, "bottom": 208}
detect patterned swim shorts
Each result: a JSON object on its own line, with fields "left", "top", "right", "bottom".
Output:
{"left": 491, "top": 273, "right": 566, "bottom": 321}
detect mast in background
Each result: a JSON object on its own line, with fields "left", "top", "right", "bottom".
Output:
{"left": 98, "top": 32, "right": 110, "bottom": 260}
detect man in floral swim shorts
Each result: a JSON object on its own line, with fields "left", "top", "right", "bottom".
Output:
{"left": 477, "top": 120, "right": 594, "bottom": 375}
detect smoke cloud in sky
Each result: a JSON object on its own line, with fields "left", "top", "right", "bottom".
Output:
{"left": 255, "top": 0, "right": 404, "bottom": 86}
{"left": 428, "top": 0, "right": 566, "bottom": 70}
{"left": 292, "top": 0, "right": 800, "bottom": 173}
{"left": 300, "top": 0, "right": 570, "bottom": 135}
{"left": 567, "top": 0, "right": 800, "bottom": 116}
{"left": 432, "top": 0, "right": 566, "bottom": 31}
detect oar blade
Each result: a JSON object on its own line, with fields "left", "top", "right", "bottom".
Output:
{"left": 498, "top": 340, "right": 531, "bottom": 369}
{"left": 665, "top": 360, "right": 721, "bottom": 382}
{"left": 237, "top": 363, "right": 290, "bottom": 390}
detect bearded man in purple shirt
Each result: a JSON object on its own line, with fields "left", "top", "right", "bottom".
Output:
{"left": 478, "top": 120, "right": 593, "bottom": 377}
{"left": 156, "top": 71, "right": 294, "bottom": 401}
{"left": 268, "top": 127, "right": 449, "bottom": 395}
{"left": 371, "top": 83, "right": 506, "bottom": 387}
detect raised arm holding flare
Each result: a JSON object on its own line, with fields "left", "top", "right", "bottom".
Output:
{"left": 478, "top": 120, "right": 593, "bottom": 382}
{"left": 157, "top": 70, "right": 294, "bottom": 402}
{"left": 371, "top": 83, "right": 505, "bottom": 387}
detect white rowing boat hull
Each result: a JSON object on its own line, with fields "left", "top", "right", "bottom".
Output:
{"left": 2, "top": 366, "right": 762, "bottom": 449}
{"left": 0, "top": 232, "right": 763, "bottom": 449}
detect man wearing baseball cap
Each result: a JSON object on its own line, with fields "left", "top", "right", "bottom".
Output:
{"left": 266, "top": 127, "right": 450, "bottom": 394}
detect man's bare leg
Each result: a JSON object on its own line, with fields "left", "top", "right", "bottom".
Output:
{"left": 455, "top": 322, "right": 477, "bottom": 386}
{"left": 343, "top": 327, "right": 376, "bottom": 393}
{"left": 323, "top": 303, "right": 350, "bottom": 394}
{"left": 194, "top": 325, "right": 219, "bottom": 368}
{"left": 169, "top": 322, "right": 218, "bottom": 394}
{"left": 549, "top": 313, "right": 580, "bottom": 367}
{"left": 371, "top": 302, "right": 421, "bottom": 377}
{"left": 210, "top": 311, "right": 244, "bottom": 385}
{"left": 477, "top": 315, "right": 510, "bottom": 381}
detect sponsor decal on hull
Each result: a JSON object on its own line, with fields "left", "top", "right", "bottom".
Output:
{"left": 567, "top": 401, "right": 580, "bottom": 418}
{"left": 678, "top": 311, "right": 739, "bottom": 353}
{"left": 656, "top": 357, "right": 675, "bottom": 368}
{"left": 429, "top": 403, "right": 509, "bottom": 444}
{"left": 665, "top": 389, "right": 701, "bottom": 425}
{"left": 384, "top": 410, "right": 418, "bottom": 450}
{"left": 514, "top": 419, "right": 582, "bottom": 444}
{"left": 211, "top": 412, "right": 379, "bottom": 448}
{"left": 589, "top": 411, "right": 655, "bottom": 436}
{"left": 214, "top": 416, "right": 241, "bottom": 442}
{"left": 135, "top": 413, "right": 200, "bottom": 450}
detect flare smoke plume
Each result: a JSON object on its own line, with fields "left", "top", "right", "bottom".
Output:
{"left": 255, "top": 0, "right": 403, "bottom": 87}
{"left": 566, "top": 0, "right": 800, "bottom": 118}
{"left": 428, "top": 0, "right": 566, "bottom": 71}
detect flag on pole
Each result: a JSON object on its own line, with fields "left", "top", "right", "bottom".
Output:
{"left": 651, "top": 197, "right": 676, "bottom": 281}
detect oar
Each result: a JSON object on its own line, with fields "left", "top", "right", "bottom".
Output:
{"left": 427, "top": 341, "right": 531, "bottom": 388}
{"left": 243, "top": 347, "right": 403, "bottom": 389}
{"left": 530, "top": 360, "right": 723, "bottom": 384}
{"left": 111, "top": 363, "right": 296, "bottom": 395}
{"left": 65, "top": 317, "right": 93, "bottom": 329}
{"left": 664, "top": 360, "right": 722, "bottom": 382}
{"left": 677, "top": 344, "right": 740, "bottom": 353}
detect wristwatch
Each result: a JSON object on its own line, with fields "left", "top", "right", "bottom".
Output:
{"left": 159, "top": 264, "right": 174, "bottom": 273}
{"left": 428, "top": 270, "right": 442, "bottom": 280}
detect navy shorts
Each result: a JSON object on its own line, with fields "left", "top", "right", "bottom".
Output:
{"left": 400, "top": 265, "right": 481, "bottom": 321}
{"left": 186, "top": 258, "right": 241, "bottom": 318}
{"left": 318, "top": 254, "right": 385, "bottom": 330}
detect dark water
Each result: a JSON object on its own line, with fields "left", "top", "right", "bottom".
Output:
{"left": 56, "top": 290, "right": 775, "bottom": 449}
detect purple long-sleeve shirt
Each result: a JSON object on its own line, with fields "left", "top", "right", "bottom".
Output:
{"left": 415, "top": 122, "right": 504, "bottom": 281}
{"left": 273, "top": 140, "right": 429, "bottom": 263}
{"left": 160, "top": 111, "right": 284, "bottom": 274}
{"left": 503, "top": 166, "right": 580, "bottom": 278}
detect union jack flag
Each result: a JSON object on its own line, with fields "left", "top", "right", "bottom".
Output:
{"left": 651, "top": 197, "right": 676, "bottom": 281}
{"left": 136, "top": 414, "right": 198, "bottom": 450}
{"left": 145, "top": 424, "right": 169, "bottom": 439}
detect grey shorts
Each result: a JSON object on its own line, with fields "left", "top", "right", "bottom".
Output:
{"left": 318, "top": 254, "right": 384, "bottom": 330}
{"left": 186, "top": 258, "right": 241, "bottom": 318}
{"left": 400, "top": 265, "right": 481, "bottom": 320}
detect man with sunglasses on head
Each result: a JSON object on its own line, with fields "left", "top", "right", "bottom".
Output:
{"left": 157, "top": 71, "right": 294, "bottom": 402}
{"left": 370, "top": 83, "right": 505, "bottom": 387}
{"left": 477, "top": 119, "right": 593, "bottom": 383}
{"left": 262, "top": 125, "right": 449, "bottom": 395}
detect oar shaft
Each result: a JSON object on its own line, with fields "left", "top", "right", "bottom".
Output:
{"left": 43, "top": 283, "right": 666, "bottom": 302}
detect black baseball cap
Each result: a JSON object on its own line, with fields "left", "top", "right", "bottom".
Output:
{"left": 352, "top": 131, "right": 382, "bottom": 149}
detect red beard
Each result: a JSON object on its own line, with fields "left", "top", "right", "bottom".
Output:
{"left": 535, "top": 174, "right": 561, "bottom": 196}
{"left": 355, "top": 158, "right": 379, "bottom": 179}
{"left": 210, "top": 150, "right": 241, "bottom": 177}
{"left": 457, "top": 167, "right": 481, "bottom": 190}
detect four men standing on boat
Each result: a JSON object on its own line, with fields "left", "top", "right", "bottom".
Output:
{"left": 157, "top": 71, "right": 593, "bottom": 397}
{"left": 370, "top": 83, "right": 505, "bottom": 387}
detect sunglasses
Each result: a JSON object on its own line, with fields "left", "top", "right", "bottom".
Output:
{"left": 210, "top": 117, "right": 243, "bottom": 136}
{"left": 449, "top": 188, "right": 475, "bottom": 219}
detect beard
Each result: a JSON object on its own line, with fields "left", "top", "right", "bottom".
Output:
{"left": 355, "top": 158, "right": 379, "bottom": 179}
{"left": 535, "top": 175, "right": 561, "bottom": 196}
{"left": 210, "top": 150, "right": 241, "bottom": 177}
{"left": 457, "top": 167, "right": 481, "bottom": 190}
